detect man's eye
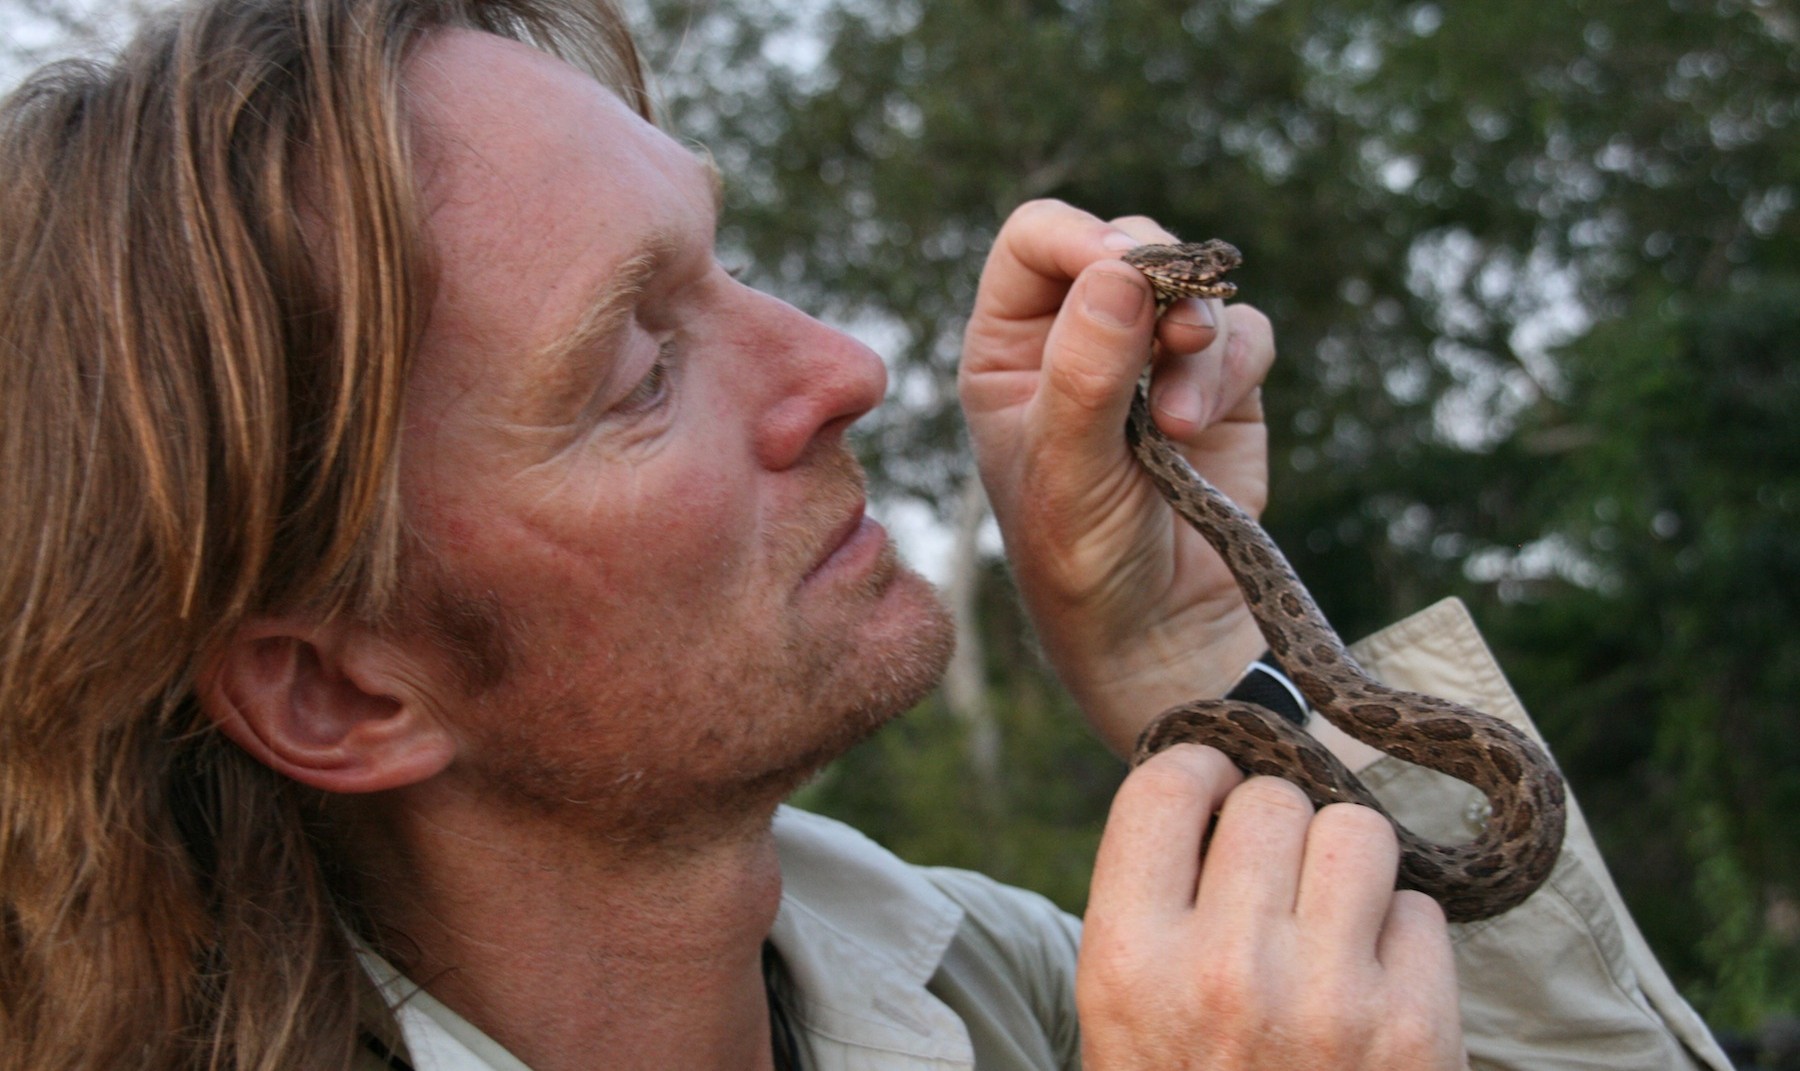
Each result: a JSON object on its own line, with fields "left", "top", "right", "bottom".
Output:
{"left": 615, "top": 341, "right": 674, "bottom": 414}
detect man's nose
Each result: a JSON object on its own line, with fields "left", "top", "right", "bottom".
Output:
{"left": 745, "top": 293, "right": 887, "bottom": 471}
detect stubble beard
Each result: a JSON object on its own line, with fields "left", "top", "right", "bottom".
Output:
{"left": 724, "top": 448, "right": 957, "bottom": 813}
{"left": 395, "top": 463, "right": 958, "bottom": 850}
{"left": 597, "top": 545, "right": 957, "bottom": 848}
{"left": 766, "top": 544, "right": 956, "bottom": 789}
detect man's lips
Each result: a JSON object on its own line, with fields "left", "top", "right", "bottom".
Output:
{"left": 805, "top": 501, "right": 881, "bottom": 582}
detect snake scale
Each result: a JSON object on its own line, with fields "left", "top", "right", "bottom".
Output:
{"left": 1120, "top": 241, "right": 1567, "bottom": 922}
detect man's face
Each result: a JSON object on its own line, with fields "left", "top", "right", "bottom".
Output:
{"left": 391, "top": 31, "right": 952, "bottom": 836}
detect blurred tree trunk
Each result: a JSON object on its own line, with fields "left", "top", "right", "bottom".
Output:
{"left": 943, "top": 470, "right": 1002, "bottom": 810}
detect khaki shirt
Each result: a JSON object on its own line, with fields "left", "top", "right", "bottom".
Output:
{"left": 357, "top": 598, "right": 1731, "bottom": 1071}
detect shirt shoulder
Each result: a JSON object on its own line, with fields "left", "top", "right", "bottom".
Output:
{"left": 919, "top": 866, "right": 1082, "bottom": 1070}
{"left": 773, "top": 807, "right": 1081, "bottom": 1070}
{"left": 1350, "top": 598, "right": 1732, "bottom": 1071}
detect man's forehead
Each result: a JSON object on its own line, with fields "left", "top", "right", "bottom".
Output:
{"left": 403, "top": 29, "right": 719, "bottom": 213}
{"left": 395, "top": 28, "right": 726, "bottom": 418}
{"left": 403, "top": 31, "right": 630, "bottom": 159}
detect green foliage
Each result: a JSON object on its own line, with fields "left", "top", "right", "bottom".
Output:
{"left": 644, "top": 0, "right": 1800, "bottom": 1032}
{"left": 1491, "top": 275, "right": 1800, "bottom": 1025}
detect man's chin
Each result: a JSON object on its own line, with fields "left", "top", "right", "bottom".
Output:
{"left": 847, "top": 561, "right": 956, "bottom": 721}
{"left": 774, "top": 566, "right": 956, "bottom": 790}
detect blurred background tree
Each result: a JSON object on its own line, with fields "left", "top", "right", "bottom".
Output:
{"left": 7, "top": 0, "right": 1796, "bottom": 1041}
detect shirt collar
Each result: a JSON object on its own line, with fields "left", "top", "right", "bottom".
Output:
{"left": 358, "top": 943, "right": 532, "bottom": 1071}
{"left": 767, "top": 806, "right": 973, "bottom": 1064}
{"left": 356, "top": 805, "right": 973, "bottom": 1070}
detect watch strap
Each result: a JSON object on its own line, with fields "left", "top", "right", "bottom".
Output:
{"left": 1225, "top": 651, "right": 1310, "bottom": 726}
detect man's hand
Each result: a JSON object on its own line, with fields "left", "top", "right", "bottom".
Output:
{"left": 958, "top": 199, "right": 1272, "bottom": 754}
{"left": 962, "top": 202, "right": 1465, "bottom": 1066}
{"left": 1078, "top": 746, "right": 1466, "bottom": 1070}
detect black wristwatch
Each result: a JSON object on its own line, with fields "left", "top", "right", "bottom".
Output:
{"left": 1225, "top": 651, "right": 1310, "bottom": 726}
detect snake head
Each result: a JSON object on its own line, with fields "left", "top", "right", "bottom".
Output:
{"left": 1122, "top": 240, "right": 1243, "bottom": 303}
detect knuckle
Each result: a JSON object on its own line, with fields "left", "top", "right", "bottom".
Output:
{"left": 1188, "top": 954, "right": 1268, "bottom": 1027}
{"left": 1394, "top": 887, "right": 1446, "bottom": 919}
{"left": 1123, "top": 749, "right": 1218, "bottom": 809}
{"left": 1106, "top": 213, "right": 1164, "bottom": 235}
{"left": 1392, "top": 888, "right": 1451, "bottom": 932}
{"left": 1046, "top": 354, "right": 1120, "bottom": 414}
{"left": 1377, "top": 994, "right": 1459, "bottom": 1064}
{"left": 1291, "top": 981, "right": 1384, "bottom": 1056}
{"left": 1226, "top": 301, "right": 1273, "bottom": 338}
{"left": 1314, "top": 801, "right": 1397, "bottom": 845}
{"left": 1076, "top": 939, "right": 1149, "bottom": 1009}
{"left": 1231, "top": 775, "right": 1315, "bottom": 821}
{"left": 1127, "top": 745, "right": 1235, "bottom": 804}
{"left": 1006, "top": 196, "right": 1075, "bottom": 230}
{"left": 1201, "top": 933, "right": 1268, "bottom": 995}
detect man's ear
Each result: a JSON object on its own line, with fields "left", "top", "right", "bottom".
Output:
{"left": 198, "top": 618, "right": 457, "bottom": 794}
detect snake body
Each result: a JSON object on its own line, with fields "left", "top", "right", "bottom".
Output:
{"left": 1121, "top": 241, "right": 1566, "bottom": 922}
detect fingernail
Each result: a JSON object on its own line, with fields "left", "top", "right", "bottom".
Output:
{"left": 1153, "top": 379, "right": 1207, "bottom": 426}
{"left": 1102, "top": 229, "right": 1141, "bottom": 252}
{"left": 1167, "top": 297, "right": 1217, "bottom": 331}
{"left": 1084, "top": 271, "right": 1147, "bottom": 327}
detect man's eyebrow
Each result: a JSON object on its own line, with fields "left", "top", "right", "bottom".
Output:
{"left": 532, "top": 230, "right": 678, "bottom": 417}
{"left": 528, "top": 154, "right": 721, "bottom": 419}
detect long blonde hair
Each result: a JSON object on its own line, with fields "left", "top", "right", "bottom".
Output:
{"left": 0, "top": 0, "right": 647, "bottom": 1066}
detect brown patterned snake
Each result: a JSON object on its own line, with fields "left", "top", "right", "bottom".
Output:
{"left": 1120, "top": 241, "right": 1566, "bottom": 922}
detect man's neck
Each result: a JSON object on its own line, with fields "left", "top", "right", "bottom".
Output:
{"left": 343, "top": 785, "right": 786, "bottom": 1071}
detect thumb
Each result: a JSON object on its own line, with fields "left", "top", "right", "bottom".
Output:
{"left": 1028, "top": 262, "right": 1157, "bottom": 475}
